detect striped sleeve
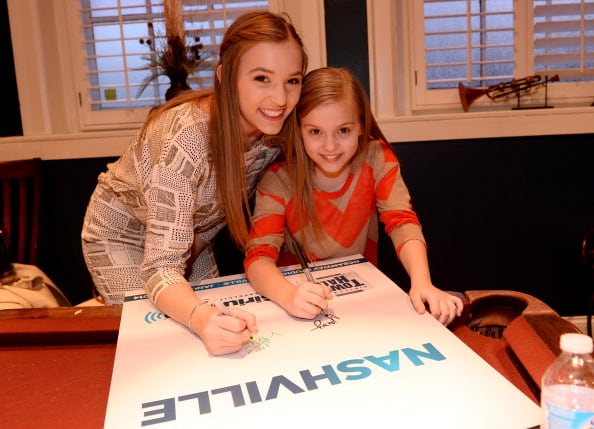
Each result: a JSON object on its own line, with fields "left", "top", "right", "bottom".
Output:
{"left": 244, "top": 162, "right": 290, "bottom": 272}
{"left": 373, "top": 140, "right": 426, "bottom": 251}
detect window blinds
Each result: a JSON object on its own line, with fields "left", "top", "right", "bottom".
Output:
{"left": 79, "top": 0, "right": 268, "bottom": 110}
{"left": 534, "top": 0, "right": 594, "bottom": 80}
{"left": 422, "top": 0, "right": 593, "bottom": 89}
{"left": 423, "top": 0, "right": 515, "bottom": 89}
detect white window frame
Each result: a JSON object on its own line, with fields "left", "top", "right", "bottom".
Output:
{"left": 2, "top": 0, "right": 325, "bottom": 160}
{"left": 412, "top": 0, "right": 594, "bottom": 111}
{"left": 4, "top": 0, "right": 592, "bottom": 161}
{"left": 72, "top": 1, "right": 277, "bottom": 130}
{"left": 368, "top": 0, "right": 594, "bottom": 142}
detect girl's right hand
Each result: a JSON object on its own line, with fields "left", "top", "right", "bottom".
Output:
{"left": 286, "top": 282, "right": 333, "bottom": 319}
{"left": 191, "top": 303, "right": 258, "bottom": 355}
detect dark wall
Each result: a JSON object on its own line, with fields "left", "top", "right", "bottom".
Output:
{"left": 36, "top": 135, "right": 594, "bottom": 315}
{"left": 39, "top": 158, "right": 117, "bottom": 305}
{"left": 324, "top": 0, "right": 370, "bottom": 95}
{"left": 378, "top": 134, "right": 594, "bottom": 317}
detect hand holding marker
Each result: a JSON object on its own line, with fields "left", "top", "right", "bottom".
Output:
{"left": 214, "top": 300, "right": 255, "bottom": 340}
{"left": 285, "top": 230, "right": 333, "bottom": 314}
{"left": 284, "top": 229, "right": 316, "bottom": 284}
{"left": 214, "top": 300, "right": 234, "bottom": 316}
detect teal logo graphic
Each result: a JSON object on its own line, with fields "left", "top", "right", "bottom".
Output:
{"left": 144, "top": 311, "right": 168, "bottom": 324}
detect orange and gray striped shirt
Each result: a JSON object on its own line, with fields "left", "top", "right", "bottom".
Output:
{"left": 244, "top": 139, "right": 426, "bottom": 271}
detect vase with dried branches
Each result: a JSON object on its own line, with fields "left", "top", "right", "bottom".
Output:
{"left": 137, "top": 0, "right": 208, "bottom": 101}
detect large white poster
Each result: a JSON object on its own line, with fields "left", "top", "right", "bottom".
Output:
{"left": 105, "top": 255, "right": 541, "bottom": 428}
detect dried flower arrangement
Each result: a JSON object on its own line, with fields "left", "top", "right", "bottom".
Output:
{"left": 136, "top": 0, "right": 210, "bottom": 100}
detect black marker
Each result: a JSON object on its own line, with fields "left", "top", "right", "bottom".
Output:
{"left": 285, "top": 230, "right": 316, "bottom": 284}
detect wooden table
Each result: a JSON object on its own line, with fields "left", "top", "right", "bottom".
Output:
{"left": 0, "top": 291, "right": 580, "bottom": 429}
{"left": 1, "top": 306, "right": 121, "bottom": 429}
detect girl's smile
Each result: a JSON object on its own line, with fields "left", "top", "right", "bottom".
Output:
{"left": 300, "top": 100, "right": 361, "bottom": 189}
{"left": 235, "top": 40, "right": 303, "bottom": 143}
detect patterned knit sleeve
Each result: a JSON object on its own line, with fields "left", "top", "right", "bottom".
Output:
{"left": 373, "top": 140, "right": 426, "bottom": 252}
{"left": 244, "top": 162, "right": 290, "bottom": 272}
{"left": 138, "top": 104, "right": 215, "bottom": 303}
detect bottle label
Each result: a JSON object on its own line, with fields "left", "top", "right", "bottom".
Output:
{"left": 544, "top": 402, "right": 594, "bottom": 429}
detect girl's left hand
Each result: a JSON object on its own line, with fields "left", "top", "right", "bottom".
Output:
{"left": 408, "top": 283, "right": 463, "bottom": 326}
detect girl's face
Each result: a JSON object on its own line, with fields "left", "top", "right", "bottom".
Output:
{"left": 235, "top": 40, "right": 303, "bottom": 144}
{"left": 300, "top": 100, "right": 361, "bottom": 189}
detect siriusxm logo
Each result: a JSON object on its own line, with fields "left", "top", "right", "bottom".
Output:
{"left": 144, "top": 311, "right": 168, "bottom": 324}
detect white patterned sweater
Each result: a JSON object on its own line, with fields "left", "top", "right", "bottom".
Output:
{"left": 82, "top": 100, "right": 280, "bottom": 304}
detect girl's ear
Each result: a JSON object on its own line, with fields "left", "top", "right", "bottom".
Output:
{"left": 216, "top": 64, "right": 222, "bottom": 83}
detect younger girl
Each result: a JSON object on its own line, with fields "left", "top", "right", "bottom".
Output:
{"left": 81, "top": 12, "right": 307, "bottom": 355}
{"left": 244, "top": 67, "right": 463, "bottom": 325}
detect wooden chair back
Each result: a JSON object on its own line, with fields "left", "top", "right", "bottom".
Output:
{"left": 0, "top": 158, "right": 42, "bottom": 265}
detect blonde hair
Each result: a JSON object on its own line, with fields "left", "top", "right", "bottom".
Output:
{"left": 143, "top": 12, "right": 308, "bottom": 250}
{"left": 287, "top": 67, "right": 386, "bottom": 251}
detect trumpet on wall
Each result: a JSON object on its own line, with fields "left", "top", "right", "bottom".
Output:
{"left": 458, "top": 74, "right": 559, "bottom": 112}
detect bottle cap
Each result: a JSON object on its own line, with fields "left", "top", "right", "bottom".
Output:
{"left": 560, "top": 333, "right": 593, "bottom": 354}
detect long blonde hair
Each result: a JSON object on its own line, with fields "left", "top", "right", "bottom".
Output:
{"left": 143, "top": 12, "right": 308, "bottom": 250}
{"left": 286, "top": 67, "right": 386, "bottom": 250}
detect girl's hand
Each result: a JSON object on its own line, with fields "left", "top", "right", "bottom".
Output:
{"left": 191, "top": 304, "right": 258, "bottom": 355}
{"left": 286, "top": 282, "right": 333, "bottom": 319}
{"left": 409, "top": 283, "right": 463, "bottom": 326}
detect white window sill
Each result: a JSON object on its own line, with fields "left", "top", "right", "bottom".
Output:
{"left": 380, "top": 105, "right": 594, "bottom": 143}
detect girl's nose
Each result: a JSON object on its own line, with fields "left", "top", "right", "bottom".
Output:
{"left": 270, "top": 83, "right": 287, "bottom": 106}
{"left": 322, "top": 134, "right": 338, "bottom": 151}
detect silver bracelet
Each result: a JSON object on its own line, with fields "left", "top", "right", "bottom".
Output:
{"left": 188, "top": 301, "right": 210, "bottom": 334}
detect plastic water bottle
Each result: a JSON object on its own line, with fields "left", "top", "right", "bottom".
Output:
{"left": 541, "top": 333, "right": 594, "bottom": 429}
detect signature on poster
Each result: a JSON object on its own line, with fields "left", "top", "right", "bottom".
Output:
{"left": 244, "top": 331, "right": 280, "bottom": 354}
{"left": 311, "top": 312, "right": 340, "bottom": 331}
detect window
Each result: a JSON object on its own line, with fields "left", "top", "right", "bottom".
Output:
{"left": 75, "top": 0, "right": 268, "bottom": 129}
{"left": 7, "top": 0, "right": 590, "bottom": 157}
{"left": 411, "top": 0, "right": 594, "bottom": 112}
{"left": 423, "top": 1, "right": 515, "bottom": 89}
{"left": 534, "top": 0, "right": 594, "bottom": 80}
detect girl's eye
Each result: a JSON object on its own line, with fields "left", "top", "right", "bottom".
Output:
{"left": 254, "top": 75, "right": 269, "bottom": 83}
{"left": 310, "top": 129, "right": 321, "bottom": 136}
{"left": 338, "top": 127, "right": 351, "bottom": 134}
{"left": 287, "top": 77, "right": 302, "bottom": 85}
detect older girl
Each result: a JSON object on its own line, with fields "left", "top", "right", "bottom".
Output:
{"left": 82, "top": 12, "right": 307, "bottom": 355}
